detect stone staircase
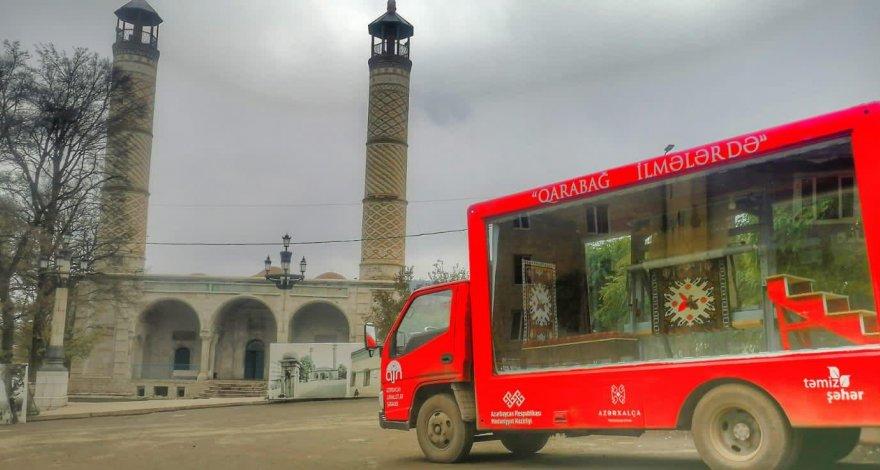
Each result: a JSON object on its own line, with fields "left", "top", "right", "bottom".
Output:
{"left": 767, "top": 274, "right": 879, "bottom": 350}
{"left": 202, "top": 380, "right": 267, "bottom": 398}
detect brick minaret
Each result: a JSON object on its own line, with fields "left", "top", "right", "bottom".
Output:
{"left": 100, "top": 0, "right": 162, "bottom": 273}
{"left": 359, "top": 0, "right": 414, "bottom": 281}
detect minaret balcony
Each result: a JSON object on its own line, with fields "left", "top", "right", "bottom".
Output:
{"left": 372, "top": 38, "right": 410, "bottom": 59}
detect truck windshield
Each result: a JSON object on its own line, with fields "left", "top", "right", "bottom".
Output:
{"left": 487, "top": 137, "right": 876, "bottom": 373}
{"left": 393, "top": 290, "right": 453, "bottom": 356}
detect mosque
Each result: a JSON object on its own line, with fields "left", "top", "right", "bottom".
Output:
{"left": 68, "top": 0, "right": 415, "bottom": 399}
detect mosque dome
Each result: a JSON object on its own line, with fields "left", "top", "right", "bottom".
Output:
{"left": 315, "top": 272, "right": 347, "bottom": 280}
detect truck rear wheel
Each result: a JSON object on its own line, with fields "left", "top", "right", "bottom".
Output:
{"left": 416, "top": 393, "right": 474, "bottom": 463}
{"left": 795, "top": 428, "right": 860, "bottom": 465}
{"left": 692, "top": 384, "right": 800, "bottom": 470}
{"left": 499, "top": 432, "right": 550, "bottom": 456}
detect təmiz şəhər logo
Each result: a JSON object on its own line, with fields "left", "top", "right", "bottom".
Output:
{"left": 803, "top": 366, "right": 864, "bottom": 404}
{"left": 385, "top": 360, "right": 402, "bottom": 384}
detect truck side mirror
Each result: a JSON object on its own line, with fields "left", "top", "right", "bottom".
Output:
{"left": 364, "top": 322, "right": 379, "bottom": 357}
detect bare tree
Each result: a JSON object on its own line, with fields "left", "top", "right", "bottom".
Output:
{"left": 426, "top": 259, "right": 468, "bottom": 285}
{"left": 0, "top": 39, "right": 143, "bottom": 394}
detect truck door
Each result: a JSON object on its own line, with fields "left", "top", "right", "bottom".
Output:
{"left": 382, "top": 284, "right": 459, "bottom": 422}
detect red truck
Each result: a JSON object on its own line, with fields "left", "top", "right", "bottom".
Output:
{"left": 363, "top": 103, "right": 880, "bottom": 469}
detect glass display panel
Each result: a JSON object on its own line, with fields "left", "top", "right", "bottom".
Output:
{"left": 488, "top": 138, "right": 875, "bottom": 373}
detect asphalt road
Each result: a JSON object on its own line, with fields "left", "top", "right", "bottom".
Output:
{"left": 1, "top": 398, "right": 879, "bottom": 469}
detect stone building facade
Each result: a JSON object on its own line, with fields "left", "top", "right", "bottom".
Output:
{"left": 68, "top": 1, "right": 416, "bottom": 398}
{"left": 70, "top": 273, "right": 386, "bottom": 398}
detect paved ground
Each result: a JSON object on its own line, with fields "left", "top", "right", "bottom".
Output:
{"left": 31, "top": 397, "right": 264, "bottom": 421}
{"left": 2, "top": 398, "right": 879, "bottom": 469}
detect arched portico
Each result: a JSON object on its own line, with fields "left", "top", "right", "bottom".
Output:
{"left": 290, "top": 302, "right": 351, "bottom": 343}
{"left": 213, "top": 297, "right": 277, "bottom": 380}
{"left": 134, "top": 299, "right": 201, "bottom": 380}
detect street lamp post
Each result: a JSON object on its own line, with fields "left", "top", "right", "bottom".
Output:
{"left": 264, "top": 234, "right": 307, "bottom": 290}
{"left": 34, "top": 244, "right": 79, "bottom": 410}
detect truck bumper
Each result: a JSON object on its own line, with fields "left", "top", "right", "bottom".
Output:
{"left": 379, "top": 412, "right": 409, "bottom": 431}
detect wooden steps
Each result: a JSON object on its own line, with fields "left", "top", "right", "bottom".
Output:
{"left": 766, "top": 275, "right": 879, "bottom": 349}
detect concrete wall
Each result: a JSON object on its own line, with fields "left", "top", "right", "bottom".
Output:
{"left": 347, "top": 348, "right": 381, "bottom": 398}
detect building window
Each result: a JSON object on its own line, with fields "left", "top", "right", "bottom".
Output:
{"left": 176, "top": 387, "right": 186, "bottom": 398}
{"left": 154, "top": 386, "right": 168, "bottom": 397}
{"left": 796, "top": 173, "right": 856, "bottom": 220}
{"left": 172, "top": 330, "right": 196, "bottom": 341}
{"left": 513, "top": 215, "right": 530, "bottom": 229}
{"left": 363, "top": 369, "right": 371, "bottom": 387}
{"left": 350, "top": 371, "right": 357, "bottom": 387}
{"left": 513, "top": 255, "right": 531, "bottom": 285}
{"left": 510, "top": 309, "right": 523, "bottom": 340}
{"left": 136, "top": 386, "right": 145, "bottom": 397}
{"left": 586, "top": 205, "right": 610, "bottom": 234}
{"left": 173, "top": 347, "right": 191, "bottom": 371}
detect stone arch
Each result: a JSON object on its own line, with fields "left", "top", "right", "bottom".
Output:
{"left": 213, "top": 296, "right": 277, "bottom": 380}
{"left": 134, "top": 298, "right": 201, "bottom": 380}
{"left": 290, "top": 301, "right": 351, "bottom": 343}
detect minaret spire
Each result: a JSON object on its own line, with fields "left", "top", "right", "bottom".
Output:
{"left": 360, "top": 2, "right": 414, "bottom": 281}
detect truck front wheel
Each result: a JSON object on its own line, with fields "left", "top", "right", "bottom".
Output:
{"left": 499, "top": 432, "right": 550, "bottom": 456}
{"left": 692, "top": 384, "right": 800, "bottom": 470}
{"left": 416, "top": 393, "right": 475, "bottom": 463}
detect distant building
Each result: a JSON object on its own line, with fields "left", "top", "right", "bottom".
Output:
{"left": 308, "top": 367, "right": 341, "bottom": 382}
{"left": 347, "top": 347, "right": 381, "bottom": 398}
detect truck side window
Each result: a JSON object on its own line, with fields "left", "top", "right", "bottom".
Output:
{"left": 394, "top": 290, "right": 452, "bottom": 356}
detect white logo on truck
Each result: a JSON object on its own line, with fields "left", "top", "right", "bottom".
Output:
{"left": 611, "top": 384, "right": 626, "bottom": 405}
{"left": 803, "top": 366, "right": 864, "bottom": 404}
{"left": 502, "top": 390, "right": 526, "bottom": 409}
{"left": 385, "top": 360, "right": 403, "bottom": 384}
{"left": 492, "top": 390, "right": 541, "bottom": 426}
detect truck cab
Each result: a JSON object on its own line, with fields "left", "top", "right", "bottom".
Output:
{"left": 373, "top": 281, "right": 472, "bottom": 427}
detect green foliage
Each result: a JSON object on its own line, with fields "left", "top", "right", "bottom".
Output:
{"left": 731, "top": 251, "right": 762, "bottom": 309}
{"left": 366, "top": 267, "right": 414, "bottom": 339}
{"left": 732, "top": 201, "right": 873, "bottom": 309}
{"left": 586, "top": 237, "right": 631, "bottom": 332}
{"left": 336, "top": 363, "right": 347, "bottom": 380}
{"left": 298, "top": 355, "right": 314, "bottom": 381}
{"left": 773, "top": 202, "right": 873, "bottom": 308}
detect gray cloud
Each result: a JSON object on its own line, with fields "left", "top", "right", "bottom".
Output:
{"left": 2, "top": 0, "right": 878, "bottom": 278}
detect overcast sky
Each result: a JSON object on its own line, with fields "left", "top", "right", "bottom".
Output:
{"left": 2, "top": 0, "right": 878, "bottom": 279}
